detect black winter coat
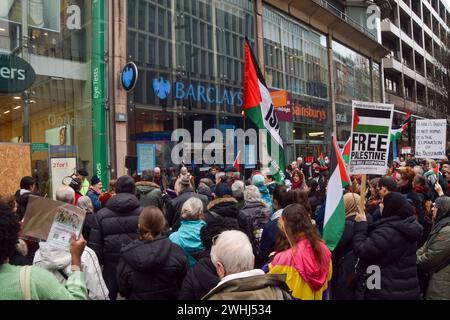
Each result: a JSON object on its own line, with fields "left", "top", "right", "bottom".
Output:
{"left": 178, "top": 250, "right": 219, "bottom": 300}
{"left": 89, "top": 193, "right": 143, "bottom": 267}
{"left": 166, "top": 188, "right": 209, "bottom": 230}
{"left": 238, "top": 201, "right": 270, "bottom": 257}
{"left": 353, "top": 193, "right": 423, "bottom": 300}
{"left": 117, "top": 237, "right": 188, "bottom": 300}
{"left": 331, "top": 216, "right": 358, "bottom": 300}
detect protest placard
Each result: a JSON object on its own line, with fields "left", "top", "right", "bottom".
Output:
{"left": 348, "top": 101, "right": 394, "bottom": 175}
{"left": 415, "top": 119, "right": 447, "bottom": 159}
{"left": 21, "top": 195, "right": 85, "bottom": 250}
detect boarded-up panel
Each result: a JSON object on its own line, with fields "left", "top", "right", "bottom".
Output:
{"left": 0, "top": 143, "right": 32, "bottom": 197}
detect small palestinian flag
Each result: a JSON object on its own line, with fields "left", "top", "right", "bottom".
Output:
{"left": 323, "top": 134, "right": 348, "bottom": 251}
{"left": 353, "top": 107, "right": 392, "bottom": 135}
{"left": 243, "top": 38, "right": 285, "bottom": 184}
{"left": 341, "top": 137, "right": 351, "bottom": 165}
{"left": 390, "top": 122, "right": 408, "bottom": 141}
{"left": 233, "top": 150, "right": 241, "bottom": 173}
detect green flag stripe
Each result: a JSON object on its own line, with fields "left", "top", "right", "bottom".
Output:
{"left": 355, "top": 124, "right": 389, "bottom": 135}
{"left": 323, "top": 196, "right": 345, "bottom": 251}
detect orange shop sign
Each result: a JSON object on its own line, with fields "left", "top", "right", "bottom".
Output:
{"left": 292, "top": 105, "right": 326, "bottom": 122}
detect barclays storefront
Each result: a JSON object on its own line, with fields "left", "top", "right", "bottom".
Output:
{"left": 127, "top": 0, "right": 254, "bottom": 169}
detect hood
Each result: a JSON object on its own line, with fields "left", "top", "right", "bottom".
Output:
{"left": 379, "top": 216, "right": 423, "bottom": 242}
{"left": 121, "top": 237, "right": 172, "bottom": 272}
{"left": 278, "top": 238, "right": 331, "bottom": 291}
{"left": 169, "top": 220, "right": 206, "bottom": 254}
{"left": 106, "top": 193, "right": 141, "bottom": 213}
{"left": 207, "top": 197, "right": 239, "bottom": 218}
{"left": 34, "top": 242, "right": 71, "bottom": 270}
{"left": 243, "top": 200, "right": 267, "bottom": 210}
{"left": 135, "top": 181, "right": 160, "bottom": 192}
{"left": 382, "top": 192, "right": 413, "bottom": 220}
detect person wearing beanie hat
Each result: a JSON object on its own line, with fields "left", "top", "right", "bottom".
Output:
{"left": 88, "top": 175, "right": 143, "bottom": 300}
{"left": 86, "top": 176, "right": 102, "bottom": 212}
{"left": 252, "top": 174, "right": 273, "bottom": 212}
{"left": 204, "top": 183, "right": 239, "bottom": 224}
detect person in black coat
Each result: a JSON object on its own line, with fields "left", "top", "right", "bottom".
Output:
{"left": 89, "top": 176, "right": 143, "bottom": 300}
{"left": 165, "top": 175, "right": 209, "bottom": 230}
{"left": 353, "top": 191, "right": 423, "bottom": 300}
{"left": 178, "top": 216, "right": 239, "bottom": 300}
{"left": 204, "top": 183, "right": 239, "bottom": 224}
{"left": 117, "top": 207, "right": 188, "bottom": 300}
{"left": 331, "top": 193, "right": 363, "bottom": 300}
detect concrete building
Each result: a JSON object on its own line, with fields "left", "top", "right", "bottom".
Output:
{"left": 381, "top": 0, "right": 450, "bottom": 149}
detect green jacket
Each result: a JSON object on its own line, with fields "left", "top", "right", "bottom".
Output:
{"left": 0, "top": 263, "right": 88, "bottom": 300}
{"left": 417, "top": 216, "right": 450, "bottom": 300}
{"left": 135, "top": 181, "right": 163, "bottom": 209}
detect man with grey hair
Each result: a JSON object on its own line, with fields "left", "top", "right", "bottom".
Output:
{"left": 231, "top": 180, "right": 245, "bottom": 210}
{"left": 56, "top": 186, "right": 75, "bottom": 204}
{"left": 202, "top": 230, "right": 290, "bottom": 300}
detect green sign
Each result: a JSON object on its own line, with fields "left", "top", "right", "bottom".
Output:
{"left": 32, "top": 143, "right": 49, "bottom": 153}
{"left": 91, "top": 0, "right": 108, "bottom": 189}
{"left": 0, "top": 54, "right": 36, "bottom": 93}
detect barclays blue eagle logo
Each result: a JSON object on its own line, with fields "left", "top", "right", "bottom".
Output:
{"left": 152, "top": 77, "right": 171, "bottom": 100}
{"left": 122, "top": 66, "right": 134, "bottom": 88}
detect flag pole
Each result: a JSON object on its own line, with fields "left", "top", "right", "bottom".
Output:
{"left": 360, "top": 174, "right": 367, "bottom": 212}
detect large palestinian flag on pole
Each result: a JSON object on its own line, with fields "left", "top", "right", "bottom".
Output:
{"left": 323, "top": 134, "right": 347, "bottom": 251}
{"left": 243, "top": 38, "right": 285, "bottom": 184}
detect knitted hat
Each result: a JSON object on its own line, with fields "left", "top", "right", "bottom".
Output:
{"left": 214, "top": 183, "right": 232, "bottom": 197}
{"left": 180, "top": 174, "right": 192, "bottom": 187}
{"left": 116, "top": 175, "right": 136, "bottom": 194}
{"left": 78, "top": 168, "right": 88, "bottom": 177}
{"left": 91, "top": 175, "right": 101, "bottom": 186}
{"left": 251, "top": 174, "right": 265, "bottom": 188}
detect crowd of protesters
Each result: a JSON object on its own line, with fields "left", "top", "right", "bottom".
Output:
{"left": 0, "top": 155, "right": 449, "bottom": 300}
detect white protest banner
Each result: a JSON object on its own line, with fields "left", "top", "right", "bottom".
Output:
{"left": 415, "top": 119, "right": 447, "bottom": 159}
{"left": 349, "top": 101, "right": 394, "bottom": 175}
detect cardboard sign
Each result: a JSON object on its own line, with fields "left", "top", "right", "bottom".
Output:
{"left": 349, "top": 101, "right": 394, "bottom": 175}
{"left": 21, "top": 195, "right": 85, "bottom": 243}
{"left": 415, "top": 119, "right": 447, "bottom": 159}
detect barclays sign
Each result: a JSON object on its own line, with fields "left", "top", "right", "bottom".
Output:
{"left": 152, "top": 77, "right": 243, "bottom": 108}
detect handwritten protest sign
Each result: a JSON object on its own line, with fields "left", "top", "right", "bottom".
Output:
{"left": 415, "top": 119, "right": 447, "bottom": 159}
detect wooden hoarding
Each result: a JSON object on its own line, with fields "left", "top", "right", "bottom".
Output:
{"left": 0, "top": 143, "right": 31, "bottom": 197}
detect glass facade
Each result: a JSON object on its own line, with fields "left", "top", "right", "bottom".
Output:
{"left": 333, "top": 40, "right": 381, "bottom": 142}
{"left": 263, "top": 6, "right": 330, "bottom": 159}
{"left": 0, "top": 0, "right": 96, "bottom": 196}
{"left": 128, "top": 0, "right": 254, "bottom": 167}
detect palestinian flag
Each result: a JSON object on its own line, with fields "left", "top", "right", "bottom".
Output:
{"left": 353, "top": 107, "right": 392, "bottom": 135}
{"left": 341, "top": 137, "right": 351, "bottom": 165}
{"left": 243, "top": 38, "right": 285, "bottom": 184}
{"left": 323, "top": 134, "right": 347, "bottom": 251}
{"left": 233, "top": 150, "right": 241, "bottom": 173}
{"left": 390, "top": 112, "right": 411, "bottom": 141}
{"left": 390, "top": 122, "right": 408, "bottom": 141}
